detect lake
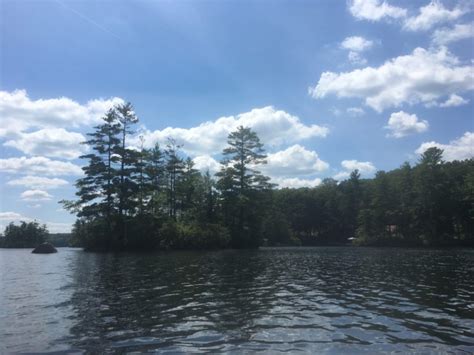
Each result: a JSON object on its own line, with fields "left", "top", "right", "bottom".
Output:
{"left": 1, "top": 247, "right": 473, "bottom": 353}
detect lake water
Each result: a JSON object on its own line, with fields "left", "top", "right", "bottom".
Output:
{"left": 1, "top": 247, "right": 473, "bottom": 353}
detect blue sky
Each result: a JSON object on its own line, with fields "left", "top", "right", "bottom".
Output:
{"left": 1, "top": 0, "right": 473, "bottom": 232}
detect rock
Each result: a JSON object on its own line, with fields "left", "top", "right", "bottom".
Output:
{"left": 32, "top": 242, "right": 58, "bottom": 254}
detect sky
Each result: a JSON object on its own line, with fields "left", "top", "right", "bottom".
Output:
{"left": 0, "top": 0, "right": 473, "bottom": 233}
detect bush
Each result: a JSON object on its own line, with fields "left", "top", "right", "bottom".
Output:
{"left": 159, "top": 221, "right": 230, "bottom": 250}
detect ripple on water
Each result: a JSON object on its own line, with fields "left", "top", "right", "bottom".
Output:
{"left": 1, "top": 247, "right": 474, "bottom": 353}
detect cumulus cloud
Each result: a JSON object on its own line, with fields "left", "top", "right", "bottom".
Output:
{"left": 404, "top": 1, "right": 468, "bottom": 32}
{"left": 261, "top": 145, "right": 329, "bottom": 177}
{"left": 0, "top": 157, "right": 83, "bottom": 176}
{"left": 192, "top": 145, "right": 329, "bottom": 188}
{"left": 416, "top": 131, "right": 474, "bottom": 161}
{"left": 136, "top": 106, "right": 328, "bottom": 156}
{"left": 7, "top": 176, "right": 68, "bottom": 190}
{"left": 341, "top": 160, "right": 376, "bottom": 173}
{"left": 348, "top": 0, "right": 407, "bottom": 22}
{"left": 0, "top": 89, "right": 123, "bottom": 137}
{"left": 432, "top": 23, "right": 474, "bottom": 45}
{"left": 341, "top": 36, "right": 374, "bottom": 65}
{"left": 385, "top": 111, "right": 429, "bottom": 138}
{"left": 341, "top": 36, "right": 374, "bottom": 52}
{"left": 20, "top": 189, "right": 53, "bottom": 201}
{"left": 439, "top": 94, "right": 470, "bottom": 107}
{"left": 272, "top": 177, "right": 322, "bottom": 189}
{"left": 334, "top": 159, "right": 376, "bottom": 180}
{"left": 193, "top": 155, "right": 220, "bottom": 175}
{"left": 3, "top": 128, "right": 87, "bottom": 159}
{"left": 309, "top": 47, "right": 474, "bottom": 112}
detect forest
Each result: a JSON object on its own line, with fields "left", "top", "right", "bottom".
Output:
{"left": 56, "top": 102, "right": 473, "bottom": 251}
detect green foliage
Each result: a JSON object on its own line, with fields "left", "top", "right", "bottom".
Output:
{"left": 270, "top": 148, "right": 473, "bottom": 247}
{"left": 66, "top": 106, "right": 258, "bottom": 251}
{"left": 261, "top": 210, "right": 297, "bottom": 246}
{"left": 158, "top": 221, "right": 230, "bottom": 250}
{"left": 64, "top": 102, "right": 472, "bottom": 251}
{"left": 216, "top": 126, "right": 273, "bottom": 248}
{"left": 48, "top": 233, "right": 74, "bottom": 247}
{"left": 0, "top": 221, "right": 49, "bottom": 248}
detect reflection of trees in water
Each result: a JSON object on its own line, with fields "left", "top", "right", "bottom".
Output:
{"left": 65, "top": 248, "right": 474, "bottom": 352}
{"left": 66, "top": 249, "right": 274, "bottom": 352}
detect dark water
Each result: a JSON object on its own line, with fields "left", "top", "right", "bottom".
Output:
{"left": 1, "top": 247, "right": 473, "bottom": 353}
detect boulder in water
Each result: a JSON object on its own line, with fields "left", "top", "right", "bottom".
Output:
{"left": 32, "top": 242, "right": 58, "bottom": 254}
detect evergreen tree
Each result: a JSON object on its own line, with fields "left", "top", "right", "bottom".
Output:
{"left": 143, "top": 143, "right": 165, "bottom": 215}
{"left": 115, "top": 102, "right": 139, "bottom": 221}
{"left": 177, "top": 158, "right": 201, "bottom": 218}
{"left": 164, "top": 138, "right": 184, "bottom": 219}
{"left": 69, "top": 109, "right": 121, "bottom": 223}
{"left": 216, "top": 126, "right": 273, "bottom": 247}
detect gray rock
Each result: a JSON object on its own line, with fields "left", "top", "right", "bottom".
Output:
{"left": 32, "top": 242, "right": 58, "bottom": 254}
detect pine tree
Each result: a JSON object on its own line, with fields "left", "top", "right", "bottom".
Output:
{"left": 114, "top": 103, "right": 139, "bottom": 221}
{"left": 216, "top": 126, "right": 273, "bottom": 247}
{"left": 143, "top": 143, "right": 165, "bottom": 215}
{"left": 164, "top": 138, "right": 184, "bottom": 219}
{"left": 74, "top": 109, "right": 121, "bottom": 220}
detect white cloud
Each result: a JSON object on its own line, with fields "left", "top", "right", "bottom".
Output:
{"left": 432, "top": 23, "right": 474, "bottom": 45}
{"left": 0, "top": 211, "right": 30, "bottom": 221}
{"left": 0, "top": 157, "right": 83, "bottom": 176}
{"left": 341, "top": 159, "right": 376, "bottom": 173}
{"left": 341, "top": 36, "right": 374, "bottom": 65}
{"left": 385, "top": 111, "right": 429, "bottom": 138}
{"left": 193, "top": 155, "right": 220, "bottom": 174}
{"left": 333, "top": 171, "right": 351, "bottom": 181}
{"left": 348, "top": 0, "right": 407, "bottom": 22}
{"left": 3, "top": 128, "right": 87, "bottom": 159}
{"left": 347, "top": 107, "right": 365, "bottom": 116}
{"left": 341, "top": 36, "right": 374, "bottom": 52}
{"left": 272, "top": 177, "right": 322, "bottom": 189}
{"left": 0, "top": 89, "right": 123, "bottom": 137}
{"left": 347, "top": 51, "right": 368, "bottom": 65}
{"left": 439, "top": 94, "right": 469, "bottom": 107}
{"left": 137, "top": 106, "right": 328, "bottom": 156}
{"left": 416, "top": 131, "right": 474, "bottom": 161}
{"left": 7, "top": 176, "right": 68, "bottom": 190}
{"left": 262, "top": 145, "right": 329, "bottom": 177}
{"left": 334, "top": 159, "right": 376, "bottom": 180}
{"left": 309, "top": 47, "right": 474, "bottom": 112}
{"left": 404, "top": 1, "right": 468, "bottom": 32}
{"left": 193, "top": 145, "right": 330, "bottom": 186}
{"left": 20, "top": 189, "right": 53, "bottom": 201}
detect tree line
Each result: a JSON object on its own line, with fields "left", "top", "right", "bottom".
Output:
{"left": 59, "top": 102, "right": 473, "bottom": 250}
{"left": 271, "top": 150, "right": 473, "bottom": 247}
{"left": 0, "top": 221, "right": 49, "bottom": 248}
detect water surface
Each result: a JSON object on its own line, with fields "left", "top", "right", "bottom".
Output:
{"left": 1, "top": 247, "right": 473, "bottom": 353}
